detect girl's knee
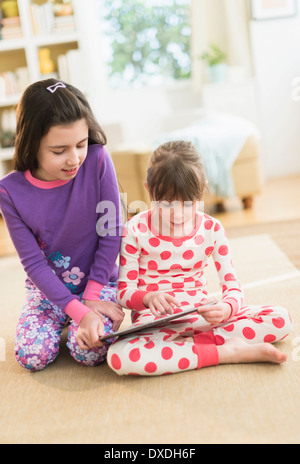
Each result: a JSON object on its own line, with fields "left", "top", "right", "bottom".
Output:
{"left": 15, "top": 341, "right": 59, "bottom": 372}
{"left": 67, "top": 322, "right": 111, "bottom": 367}
{"left": 68, "top": 343, "right": 109, "bottom": 367}
{"left": 274, "top": 306, "right": 293, "bottom": 336}
{"left": 107, "top": 344, "right": 124, "bottom": 375}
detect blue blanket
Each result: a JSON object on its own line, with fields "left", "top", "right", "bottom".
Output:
{"left": 153, "top": 112, "right": 260, "bottom": 198}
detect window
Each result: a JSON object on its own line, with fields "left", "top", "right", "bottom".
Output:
{"left": 100, "top": 0, "right": 191, "bottom": 88}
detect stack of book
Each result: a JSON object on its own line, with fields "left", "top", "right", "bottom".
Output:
{"left": 30, "top": 2, "right": 75, "bottom": 36}
{"left": 0, "top": 16, "right": 22, "bottom": 40}
{"left": 0, "top": 68, "right": 30, "bottom": 99}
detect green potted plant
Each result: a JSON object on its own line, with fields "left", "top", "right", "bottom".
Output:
{"left": 201, "top": 44, "right": 227, "bottom": 83}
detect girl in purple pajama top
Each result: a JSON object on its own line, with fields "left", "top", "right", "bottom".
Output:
{"left": 0, "top": 79, "right": 124, "bottom": 371}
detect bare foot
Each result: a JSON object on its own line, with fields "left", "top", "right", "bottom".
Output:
{"left": 218, "top": 338, "right": 287, "bottom": 365}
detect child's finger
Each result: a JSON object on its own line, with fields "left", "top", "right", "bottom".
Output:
{"left": 149, "top": 304, "right": 164, "bottom": 318}
{"left": 78, "top": 335, "right": 91, "bottom": 350}
{"left": 165, "top": 294, "right": 181, "bottom": 308}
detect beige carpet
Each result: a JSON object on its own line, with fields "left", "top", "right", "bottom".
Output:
{"left": 0, "top": 232, "right": 300, "bottom": 444}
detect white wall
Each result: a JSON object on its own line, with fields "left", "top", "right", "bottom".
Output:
{"left": 250, "top": 0, "right": 300, "bottom": 179}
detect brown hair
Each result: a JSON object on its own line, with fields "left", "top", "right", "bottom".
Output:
{"left": 146, "top": 140, "right": 207, "bottom": 202}
{"left": 13, "top": 79, "right": 107, "bottom": 172}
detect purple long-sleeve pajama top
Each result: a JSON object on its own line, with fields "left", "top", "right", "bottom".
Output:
{"left": 0, "top": 144, "right": 122, "bottom": 325}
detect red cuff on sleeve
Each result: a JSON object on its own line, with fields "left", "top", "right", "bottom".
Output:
{"left": 127, "top": 291, "right": 148, "bottom": 311}
{"left": 64, "top": 299, "right": 92, "bottom": 325}
{"left": 82, "top": 280, "right": 104, "bottom": 301}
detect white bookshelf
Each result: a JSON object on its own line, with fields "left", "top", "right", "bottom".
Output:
{"left": 0, "top": 0, "right": 105, "bottom": 178}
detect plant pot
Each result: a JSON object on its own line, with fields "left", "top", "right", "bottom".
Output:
{"left": 209, "top": 63, "right": 228, "bottom": 83}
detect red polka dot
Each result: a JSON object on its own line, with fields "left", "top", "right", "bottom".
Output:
{"left": 225, "top": 273, "right": 235, "bottom": 282}
{"left": 170, "top": 263, "right": 182, "bottom": 270}
{"left": 243, "top": 327, "right": 256, "bottom": 340}
{"left": 149, "top": 238, "right": 160, "bottom": 247}
{"left": 272, "top": 317, "right": 285, "bottom": 329}
{"left": 145, "top": 341, "right": 155, "bottom": 349}
{"left": 219, "top": 245, "right": 229, "bottom": 256}
{"left": 224, "top": 324, "right": 234, "bottom": 332}
{"left": 138, "top": 223, "right": 147, "bottom": 233}
{"left": 214, "top": 223, "right": 221, "bottom": 232}
{"left": 195, "top": 235, "right": 204, "bottom": 245}
{"left": 173, "top": 239, "right": 184, "bottom": 247}
{"left": 158, "top": 279, "right": 170, "bottom": 285}
{"left": 125, "top": 244, "right": 137, "bottom": 254}
{"left": 129, "top": 348, "right": 141, "bottom": 362}
{"left": 215, "top": 262, "right": 221, "bottom": 272}
{"left": 145, "top": 362, "right": 157, "bottom": 373}
{"left": 204, "top": 220, "right": 214, "bottom": 230}
{"left": 264, "top": 334, "right": 276, "bottom": 343}
{"left": 172, "top": 282, "right": 184, "bottom": 289}
{"left": 120, "top": 255, "right": 127, "bottom": 266}
{"left": 161, "top": 251, "right": 172, "bottom": 260}
{"left": 183, "top": 250, "right": 194, "bottom": 260}
{"left": 110, "top": 354, "right": 121, "bottom": 370}
{"left": 129, "top": 337, "right": 140, "bottom": 344}
{"left": 178, "top": 358, "right": 190, "bottom": 370}
{"left": 259, "top": 309, "right": 273, "bottom": 316}
{"left": 146, "top": 284, "right": 159, "bottom": 292}
{"left": 118, "top": 281, "right": 127, "bottom": 290}
{"left": 148, "top": 260, "right": 158, "bottom": 270}
{"left": 127, "top": 270, "right": 138, "bottom": 280}
{"left": 187, "top": 290, "right": 197, "bottom": 296}
{"left": 194, "top": 261, "right": 203, "bottom": 269}
{"left": 161, "top": 347, "right": 173, "bottom": 360}
{"left": 205, "top": 246, "right": 214, "bottom": 256}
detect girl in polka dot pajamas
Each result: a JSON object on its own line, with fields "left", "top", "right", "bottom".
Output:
{"left": 107, "top": 141, "right": 292, "bottom": 376}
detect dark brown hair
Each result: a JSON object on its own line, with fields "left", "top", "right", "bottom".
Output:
{"left": 13, "top": 79, "right": 107, "bottom": 172}
{"left": 146, "top": 140, "right": 207, "bottom": 202}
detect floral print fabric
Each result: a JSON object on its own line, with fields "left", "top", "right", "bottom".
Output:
{"left": 15, "top": 283, "right": 117, "bottom": 372}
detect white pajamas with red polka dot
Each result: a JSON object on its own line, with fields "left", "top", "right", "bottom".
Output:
{"left": 107, "top": 210, "right": 292, "bottom": 376}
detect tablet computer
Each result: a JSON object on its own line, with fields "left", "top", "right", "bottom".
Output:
{"left": 100, "top": 302, "right": 216, "bottom": 341}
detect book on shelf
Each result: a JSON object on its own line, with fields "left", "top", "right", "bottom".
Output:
{"left": 0, "top": 68, "right": 30, "bottom": 99}
{"left": 0, "top": 16, "right": 23, "bottom": 40}
{"left": 58, "top": 49, "right": 84, "bottom": 91}
{"left": 30, "top": 3, "right": 75, "bottom": 36}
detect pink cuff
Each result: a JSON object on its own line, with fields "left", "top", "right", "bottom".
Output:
{"left": 131, "top": 291, "right": 148, "bottom": 310}
{"left": 64, "top": 299, "right": 92, "bottom": 325}
{"left": 223, "top": 297, "right": 240, "bottom": 317}
{"left": 82, "top": 280, "right": 104, "bottom": 301}
{"left": 121, "top": 291, "right": 148, "bottom": 311}
{"left": 193, "top": 331, "right": 219, "bottom": 369}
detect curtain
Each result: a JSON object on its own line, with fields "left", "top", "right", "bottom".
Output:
{"left": 191, "top": 0, "right": 253, "bottom": 92}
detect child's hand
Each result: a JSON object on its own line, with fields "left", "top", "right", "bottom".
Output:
{"left": 197, "top": 298, "right": 232, "bottom": 325}
{"left": 77, "top": 311, "right": 107, "bottom": 350}
{"left": 143, "top": 292, "right": 181, "bottom": 318}
{"left": 84, "top": 300, "right": 125, "bottom": 332}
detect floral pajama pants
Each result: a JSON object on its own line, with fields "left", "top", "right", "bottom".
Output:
{"left": 107, "top": 305, "right": 292, "bottom": 376}
{"left": 15, "top": 283, "right": 117, "bottom": 372}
